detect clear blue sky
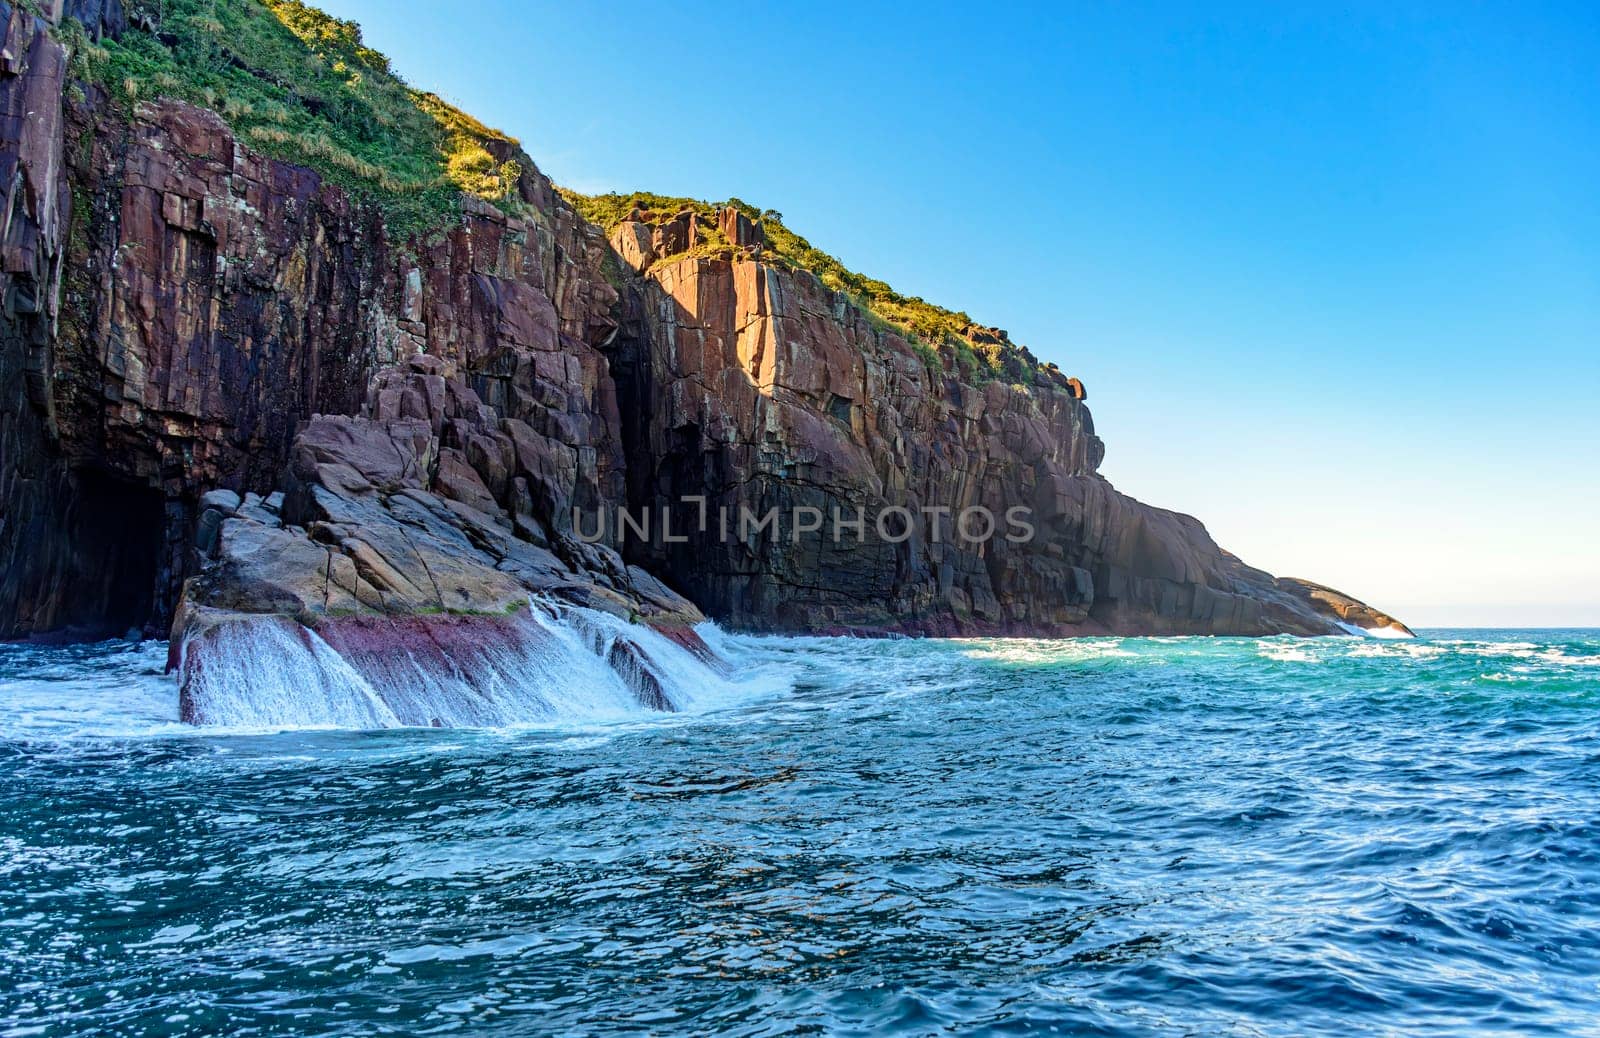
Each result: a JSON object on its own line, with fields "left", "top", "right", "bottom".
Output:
{"left": 318, "top": 0, "right": 1599, "bottom": 627}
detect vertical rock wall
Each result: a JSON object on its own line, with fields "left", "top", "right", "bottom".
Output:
{"left": 0, "top": 8, "right": 631, "bottom": 638}
{"left": 601, "top": 242, "right": 1356, "bottom": 636}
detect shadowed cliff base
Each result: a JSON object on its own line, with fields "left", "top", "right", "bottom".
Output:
{"left": 0, "top": 0, "right": 1408, "bottom": 677}
{"left": 0, "top": 467, "right": 166, "bottom": 641}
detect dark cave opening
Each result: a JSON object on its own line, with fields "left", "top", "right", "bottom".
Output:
{"left": 53, "top": 469, "right": 168, "bottom": 641}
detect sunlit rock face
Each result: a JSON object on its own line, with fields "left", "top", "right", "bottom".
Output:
{"left": 599, "top": 237, "right": 1402, "bottom": 637}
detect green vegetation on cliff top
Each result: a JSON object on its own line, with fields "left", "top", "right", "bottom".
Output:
{"left": 57, "top": 0, "right": 1065, "bottom": 385}
{"left": 63, "top": 0, "right": 525, "bottom": 238}
{"left": 562, "top": 191, "right": 1063, "bottom": 384}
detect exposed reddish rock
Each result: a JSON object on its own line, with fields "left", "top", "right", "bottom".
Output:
{"left": 716, "top": 205, "right": 763, "bottom": 248}
{"left": 0, "top": 5, "right": 155, "bottom": 640}
{"left": 609, "top": 221, "right": 656, "bottom": 272}
{"left": 178, "top": 396, "right": 702, "bottom": 628}
{"left": 2, "top": 12, "right": 627, "bottom": 638}
{"left": 652, "top": 211, "right": 695, "bottom": 258}
{"left": 606, "top": 638, "right": 673, "bottom": 711}
{"left": 170, "top": 394, "right": 710, "bottom": 717}
{"left": 598, "top": 251, "right": 1382, "bottom": 636}
{"left": 1276, "top": 578, "right": 1414, "bottom": 636}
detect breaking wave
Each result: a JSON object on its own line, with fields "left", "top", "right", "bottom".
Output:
{"left": 172, "top": 600, "right": 788, "bottom": 732}
{"left": 1336, "top": 621, "right": 1415, "bottom": 639}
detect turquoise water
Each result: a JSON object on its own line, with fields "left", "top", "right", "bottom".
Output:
{"left": 1, "top": 628, "right": 1597, "bottom": 1036}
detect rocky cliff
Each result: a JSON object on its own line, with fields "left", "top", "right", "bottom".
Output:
{"left": 0, "top": 2, "right": 1409, "bottom": 680}
{"left": 598, "top": 214, "right": 1406, "bottom": 637}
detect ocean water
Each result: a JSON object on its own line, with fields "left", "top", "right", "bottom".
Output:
{"left": 1, "top": 627, "right": 1597, "bottom": 1036}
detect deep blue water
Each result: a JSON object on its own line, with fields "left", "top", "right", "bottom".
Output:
{"left": 1, "top": 628, "right": 1598, "bottom": 1036}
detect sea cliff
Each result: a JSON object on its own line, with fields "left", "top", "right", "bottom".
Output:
{"left": 0, "top": 2, "right": 1407, "bottom": 714}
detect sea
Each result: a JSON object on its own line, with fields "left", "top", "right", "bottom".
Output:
{"left": 1, "top": 624, "right": 1597, "bottom": 1036}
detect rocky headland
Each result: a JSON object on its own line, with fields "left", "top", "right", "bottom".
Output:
{"left": 0, "top": 1, "right": 1409, "bottom": 721}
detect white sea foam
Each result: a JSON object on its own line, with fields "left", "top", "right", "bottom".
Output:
{"left": 1336, "top": 622, "right": 1415, "bottom": 640}
{"left": 1259, "top": 641, "right": 1320, "bottom": 663}
{"left": 6, "top": 620, "right": 1587, "bottom": 742}
{"left": 179, "top": 620, "right": 402, "bottom": 730}
{"left": 1345, "top": 639, "right": 1445, "bottom": 661}
{"left": 170, "top": 599, "right": 791, "bottom": 732}
{"left": 960, "top": 639, "right": 1137, "bottom": 665}
{"left": 0, "top": 604, "right": 791, "bottom": 739}
{"left": 0, "top": 641, "right": 182, "bottom": 739}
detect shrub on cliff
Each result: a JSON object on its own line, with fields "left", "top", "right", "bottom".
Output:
{"left": 62, "top": 0, "right": 527, "bottom": 239}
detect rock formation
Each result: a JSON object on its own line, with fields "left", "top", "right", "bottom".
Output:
{"left": 0, "top": 4, "right": 1409, "bottom": 708}
{"left": 598, "top": 227, "right": 1410, "bottom": 637}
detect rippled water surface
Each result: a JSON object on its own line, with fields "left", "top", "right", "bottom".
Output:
{"left": 2, "top": 629, "right": 1598, "bottom": 1036}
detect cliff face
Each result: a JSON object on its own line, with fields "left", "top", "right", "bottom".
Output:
{"left": 0, "top": 4, "right": 143, "bottom": 640}
{"left": 1, "top": 1, "right": 632, "bottom": 639}
{"left": 601, "top": 240, "right": 1397, "bottom": 636}
{"left": 0, "top": 4, "right": 1408, "bottom": 656}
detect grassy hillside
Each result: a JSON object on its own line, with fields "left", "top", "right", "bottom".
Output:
{"left": 563, "top": 191, "right": 1063, "bottom": 385}
{"left": 62, "top": 0, "right": 526, "bottom": 238}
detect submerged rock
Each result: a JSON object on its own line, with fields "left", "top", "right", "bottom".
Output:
{"left": 607, "top": 638, "right": 674, "bottom": 712}
{"left": 173, "top": 600, "right": 719, "bottom": 728}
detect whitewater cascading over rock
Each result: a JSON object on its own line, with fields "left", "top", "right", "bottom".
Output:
{"left": 0, "top": 4, "right": 1409, "bottom": 724}
{"left": 175, "top": 597, "right": 738, "bottom": 728}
